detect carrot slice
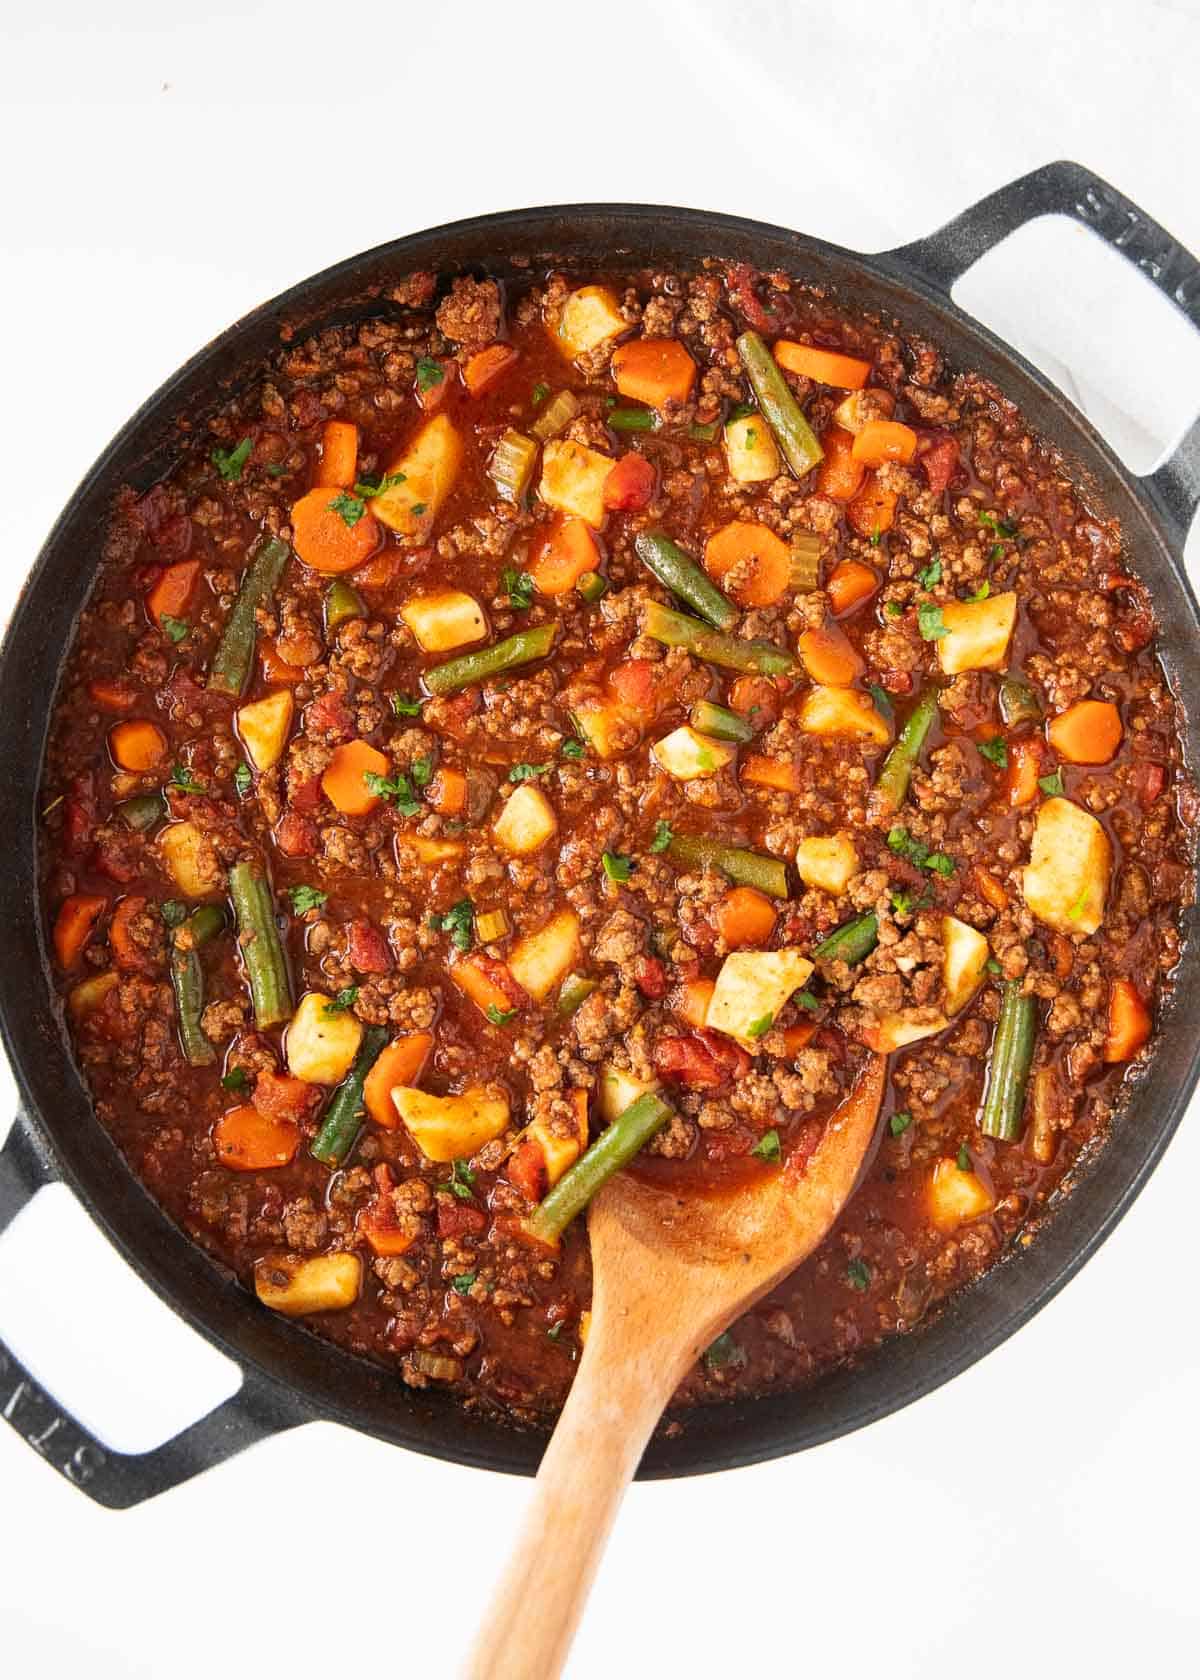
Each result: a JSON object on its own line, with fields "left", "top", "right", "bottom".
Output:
{"left": 773, "top": 341, "right": 871, "bottom": 389}
{"left": 1003, "top": 737, "right": 1044, "bottom": 807}
{"left": 851, "top": 420, "right": 918, "bottom": 467}
{"left": 972, "top": 865, "right": 1010, "bottom": 912}
{"left": 53, "top": 894, "right": 106, "bottom": 967}
{"left": 146, "top": 560, "right": 200, "bottom": 628}
{"left": 291, "top": 487, "right": 381, "bottom": 575}
{"left": 529, "top": 515, "right": 599, "bottom": 596}
{"left": 109, "top": 719, "right": 167, "bottom": 772}
{"left": 742, "top": 754, "right": 802, "bottom": 793}
{"left": 611, "top": 338, "right": 697, "bottom": 407}
{"left": 846, "top": 478, "right": 898, "bottom": 538}
{"left": 1103, "top": 978, "right": 1151, "bottom": 1062}
{"left": 779, "top": 1022, "right": 817, "bottom": 1055}
{"left": 463, "top": 344, "right": 519, "bottom": 397}
{"left": 451, "top": 956, "right": 522, "bottom": 1018}
{"left": 321, "top": 739, "right": 390, "bottom": 815}
{"left": 703, "top": 520, "right": 792, "bottom": 608}
{"left": 715, "top": 886, "right": 777, "bottom": 949}
{"left": 675, "top": 976, "right": 715, "bottom": 1029}
{"left": 315, "top": 420, "right": 359, "bottom": 490}
{"left": 426, "top": 767, "right": 468, "bottom": 816}
{"left": 815, "top": 428, "right": 866, "bottom": 503}
{"left": 363, "top": 1033, "right": 435, "bottom": 1128}
{"left": 88, "top": 680, "right": 138, "bottom": 712}
{"left": 353, "top": 548, "right": 404, "bottom": 590}
{"left": 797, "top": 622, "right": 864, "bottom": 687}
{"left": 260, "top": 641, "right": 306, "bottom": 685}
{"left": 826, "top": 559, "right": 879, "bottom": 616}
{"left": 212, "top": 1105, "right": 300, "bottom": 1171}
{"left": 1046, "top": 699, "right": 1123, "bottom": 765}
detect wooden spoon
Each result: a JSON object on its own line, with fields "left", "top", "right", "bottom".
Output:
{"left": 463, "top": 1052, "right": 886, "bottom": 1680}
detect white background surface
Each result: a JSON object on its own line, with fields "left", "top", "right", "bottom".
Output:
{"left": 3, "top": 2, "right": 1199, "bottom": 1674}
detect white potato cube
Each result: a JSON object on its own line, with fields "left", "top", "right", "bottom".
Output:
{"left": 942, "top": 915, "right": 990, "bottom": 1016}
{"left": 286, "top": 991, "right": 364, "bottom": 1085}
{"left": 651, "top": 726, "right": 735, "bottom": 781}
{"left": 509, "top": 910, "right": 581, "bottom": 1001}
{"left": 929, "top": 1158, "right": 995, "bottom": 1232}
{"left": 158, "top": 821, "right": 221, "bottom": 899}
{"left": 370, "top": 414, "right": 462, "bottom": 538}
{"left": 255, "top": 1252, "right": 362, "bottom": 1316}
{"left": 724, "top": 413, "right": 781, "bottom": 483}
{"left": 1021, "top": 796, "right": 1111, "bottom": 936}
{"left": 538, "top": 439, "right": 615, "bottom": 528}
{"left": 493, "top": 783, "right": 558, "bottom": 855}
{"left": 598, "top": 1065, "right": 660, "bottom": 1124}
{"left": 706, "top": 949, "right": 814, "bottom": 1047}
{"left": 862, "top": 1010, "right": 949, "bottom": 1052}
{"left": 392, "top": 1086, "right": 510, "bottom": 1163}
{"left": 797, "top": 685, "right": 891, "bottom": 745}
{"left": 400, "top": 590, "right": 487, "bottom": 652}
{"left": 236, "top": 689, "right": 294, "bottom": 773}
{"left": 935, "top": 592, "right": 1018, "bottom": 676}
{"left": 556, "top": 285, "right": 628, "bottom": 358}
{"left": 795, "top": 834, "right": 859, "bottom": 896}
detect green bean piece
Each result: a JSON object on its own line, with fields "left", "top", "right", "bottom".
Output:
{"left": 635, "top": 530, "right": 738, "bottom": 632}
{"left": 325, "top": 578, "right": 366, "bottom": 633}
{"left": 979, "top": 982, "right": 1037, "bottom": 1142}
{"left": 872, "top": 687, "right": 940, "bottom": 815}
{"left": 688, "top": 420, "right": 721, "bottom": 443}
{"left": 228, "top": 861, "right": 292, "bottom": 1028}
{"left": 424, "top": 624, "right": 558, "bottom": 697}
{"left": 690, "top": 700, "right": 755, "bottom": 743}
{"left": 607, "top": 405, "right": 656, "bottom": 432}
{"left": 735, "top": 331, "right": 825, "bottom": 477}
{"left": 524, "top": 1092, "right": 674, "bottom": 1245}
{"left": 116, "top": 793, "right": 165, "bottom": 832}
{"left": 666, "top": 833, "right": 789, "bottom": 899}
{"left": 310, "top": 1027, "right": 389, "bottom": 1168}
{"left": 812, "top": 912, "right": 879, "bottom": 966}
{"left": 208, "top": 535, "right": 290, "bottom": 697}
{"left": 642, "top": 601, "right": 795, "bottom": 677}
{"left": 557, "top": 973, "right": 599, "bottom": 1016}
{"left": 169, "top": 904, "right": 226, "bottom": 1067}
{"left": 998, "top": 675, "right": 1043, "bottom": 727}
{"left": 576, "top": 571, "right": 609, "bottom": 605}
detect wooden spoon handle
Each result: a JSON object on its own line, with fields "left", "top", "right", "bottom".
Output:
{"left": 461, "top": 1321, "right": 683, "bottom": 1680}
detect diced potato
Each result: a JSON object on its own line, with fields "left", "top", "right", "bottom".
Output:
{"left": 862, "top": 1010, "right": 949, "bottom": 1052}
{"left": 928, "top": 1158, "right": 995, "bottom": 1233}
{"left": 556, "top": 285, "right": 628, "bottom": 358}
{"left": 538, "top": 439, "right": 615, "bottom": 528}
{"left": 236, "top": 689, "right": 294, "bottom": 773}
{"left": 795, "top": 834, "right": 859, "bottom": 896}
{"left": 651, "top": 725, "right": 735, "bottom": 782}
{"left": 942, "top": 915, "right": 990, "bottom": 1015}
{"left": 493, "top": 783, "right": 557, "bottom": 855}
{"left": 705, "top": 949, "right": 814, "bottom": 1047}
{"left": 286, "top": 991, "right": 364, "bottom": 1085}
{"left": 797, "top": 685, "right": 891, "bottom": 745}
{"left": 509, "top": 910, "right": 582, "bottom": 1001}
{"left": 1021, "top": 796, "right": 1111, "bottom": 936}
{"left": 370, "top": 413, "right": 462, "bottom": 537}
{"left": 598, "top": 1065, "right": 660, "bottom": 1124}
{"left": 724, "top": 413, "right": 781, "bottom": 483}
{"left": 400, "top": 590, "right": 487, "bottom": 653}
{"left": 392, "top": 1086, "right": 510, "bottom": 1163}
{"left": 935, "top": 591, "right": 1018, "bottom": 676}
{"left": 529, "top": 1089, "right": 589, "bottom": 1187}
{"left": 157, "top": 820, "right": 221, "bottom": 898}
{"left": 255, "top": 1252, "right": 361, "bottom": 1316}
{"left": 399, "top": 835, "right": 467, "bottom": 864}
{"left": 573, "top": 699, "right": 639, "bottom": 760}
{"left": 68, "top": 970, "right": 119, "bottom": 1018}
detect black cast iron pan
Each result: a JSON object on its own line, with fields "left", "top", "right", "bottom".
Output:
{"left": 1, "top": 160, "right": 1198, "bottom": 1508}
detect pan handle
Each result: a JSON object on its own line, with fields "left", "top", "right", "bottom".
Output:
{"left": 883, "top": 158, "right": 1200, "bottom": 550}
{"left": 0, "top": 1107, "right": 307, "bottom": 1509}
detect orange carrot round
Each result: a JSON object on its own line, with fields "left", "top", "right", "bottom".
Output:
{"left": 703, "top": 520, "right": 792, "bottom": 607}
{"left": 851, "top": 420, "right": 918, "bottom": 467}
{"left": 53, "top": 893, "right": 106, "bottom": 967}
{"left": 321, "top": 739, "right": 390, "bottom": 815}
{"left": 846, "top": 478, "right": 898, "bottom": 539}
{"left": 773, "top": 341, "right": 871, "bottom": 389}
{"left": 260, "top": 641, "right": 306, "bottom": 685}
{"left": 715, "top": 886, "right": 777, "bottom": 949}
{"left": 88, "top": 680, "right": 138, "bottom": 712}
{"left": 675, "top": 976, "right": 716, "bottom": 1029}
{"left": 463, "top": 343, "right": 519, "bottom": 397}
{"left": 815, "top": 428, "right": 866, "bottom": 503}
{"left": 212, "top": 1105, "right": 300, "bottom": 1170}
{"left": 826, "top": 559, "right": 879, "bottom": 616}
{"left": 291, "top": 487, "right": 381, "bottom": 574}
{"left": 315, "top": 420, "right": 359, "bottom": 490}
{"left": 1002, "top": 737, "right": 1044, "bottom": 807}
{"left": 426, "top": 767, "right": 468, "bottom": 816}
{"left": 741, "top": 754, "right": 803, "bottom": 793}
{"left": 797, "top": 623, "right": 864, "bottom": 687}
{"left": 529, "top": 515, "right": 599, "bottom": 595}
{"left": 363, "top": 1032, "right": 435, "bottom": 1128}
{"left": 611, "top": 338, "right": 697, "bottom": 407}
{"left": 109, "top": 719, "right": 168, "bottom": 772}
{"left": 146, "top": 559, "right": 200, "bottom": 628}
{"left": 1046, "top": 699, "right": 1122, "bottom": 764}
{"left": 1102, "top": 978, "right": 1151, "bottom": 1063}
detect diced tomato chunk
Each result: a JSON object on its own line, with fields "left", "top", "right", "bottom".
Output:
{"left": 723, "top": 261, "right": 777, "bottom": 334}
{"left": 348, "top": 918, "right": 392, "bottom": 974}
{"left": 252, "top": 1069, "right": 321, "bottom": 1126}
{"left": 1133, "top": 761, "right": 1166, "bottom": 809}
{"left": 304, "top": 689, "right": 356, "bottom": 744}
{"left": 275, "top": 811, "right": 319, "bottom": 858}
{"left": 507, "top": 1137, "right": 547, "bottom": 1203}
{"left": 62, "top": 774, "right": 96, "bottom": 855}
{"left": 633, "top": 955, "right": 669, "bottom": 999}
{"left": 435, "top": 689, "right": 481, "bottom": 740}
{"left": 609, "top": 659, "right": 658, "bottom": 709}
{"left": 603, "top": 453, "right": 656, "bottom": 512}
{"left": 287, "top": 769, "right": 324, "bottom": 813}
{"left": 437, "top": 1198, "right": 488, "bottom": 1239}
{"left": 652, "top": 1029, "right": 751, "bottom": 1090}
{"left": 920, "top": 433, "right": 961, "bottom": 496}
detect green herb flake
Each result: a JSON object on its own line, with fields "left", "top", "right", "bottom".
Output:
{"left": 448, "top": 1158, "right": 476, "bottom": 1200}
{"left": 751, "top": 1128, "right": 782, "bottom": 1164}
{"left": 502, "top": 568, "right": 535, "bottom": 611}
{"left": 324, "top": 987, "right": 359, "bottom": 1016}
{"left": 885, "top": 601, "right": 904, "bottom": 618}
{"left": 161, "top": 900, "right": 187, "bottom": 928}
{"left": 531, "top": 383, "right": 550, "bottom": 407}
{"left": 169, "top": 765, "right": 205, "bottom": 794}
{"left": 968, "top": 579, "right": 992, "bottom": 601}
{"left": 602, "top": 851, "right": 634, "bottom": 884}
{"left": 560, "top": 737, "right": 586, "bottom": 760}
{"left": 233, "top": 762, "right": 253, "bottom": 798}
{"left": 890, "top": 889, "right": 915, "bottom": 917}
{"left": 846, "top": 1257, "right": 872, "bottom": 1291}
{"left": 410, "top": 502, "right": 427, "bottom": 517}
{"left": 917, "top": 556, "right": 943, "bottom": 590}
{"left": 363, "top": 770, "right": 421, "bottom": 817}
{"left": 1038, "top": 770, "right": 1065, "bottom": 797}
{"left": 390, "top": 693, "right": 423, "bottom": 718}
{"left": 926, "top": 851, "right": 956, "bottom": 878}
{"left": 485, "top": 1005, "right": 516, "bottom": 1027}
{"left": 978, "top": 510, "right": 1018, "bottom": 540}
{"left": 649, "top": 819, "right": 674, "bottom": 854}
{"left": 451, "top": 1272, "right": 477, "bottom": 1296}
{"left": 867, "top": 682, "right": 894, "bottom": 725}
{"left": 746, "top": 1013, "right": 774, "bottom": 1040}
{"left": 508, "top": 762, "right": 552, "bottom": 783}
{"left": 415, "top": 357, "right": 445, "bottom": 393}
{"left": 160, "top": 614, "right": 189, "bottom": 644}
{"left": 353, "top": 470, "right": 406, "bottom": 499}
{"left": 220, "top": 1066, "right": 250, "bottom": 1093}
{"left": 869, "top": 530, "right": 883, "bottom": 548}
{"left": 1066, "top": 884, "right": 1092, "bottom": 922}
{"left": 956, "top": 1142, "right": 972, "bottom": 1172}
{"left": 917, "top": 602, "right": 949, "bottom": 642}
{"left": 889, "top": 1109, "right": 914, "bottom": 1137}
{"left": 978, "top": 737, "right": 1008, "bottom": 769}
{"left": 434, "top": 898, "right": 475, "bottom": 952}
{"left": 265, "top": 463, "right": 291, "bottom": 479}
{"left": 986, "top": 958, "right": 1003, "bottom": 975}
{"left": 703, "top": 1332, "right": 744, "bottom": 1372}
{"left": 210, "top": 436, "right": 253, "bottom": 482}
{"left": 288, "top": 884, "right": 327, "bottom": 915}
{"left": 410, "top": 755, "right": 434, "bottom": 788}
{"left": 329, "top": 491, "right": 367, "bottom": 528}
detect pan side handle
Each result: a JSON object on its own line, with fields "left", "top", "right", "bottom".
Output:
{"left": 0, "top": 1107, "right": 306, "bottom": 1508}
{"left": 882, "top": 159, "right": 1200, "bottom": 550}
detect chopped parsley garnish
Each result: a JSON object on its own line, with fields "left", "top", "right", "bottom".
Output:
{"left": 649, "top": 820, "right": 674, "bottom": 854}
{"left": 448, "top": 1159, "right": 476, "bottom": 1200}
{"left": 986, "top": 958, "right": 1003, "bottom": 975}
{"left": 601, "top": 851, "right": 633, "bottom": 884}
{"left": 210, "top": 436, "right": 252, "bottom": 481}
{"left": 220, "top": 1066, "right": 250, "bottom": 1093}
{"left": 728, "top": 402, "right": 755, "bottom": 422}
{"left": 956, "top": 1142, "right": 972, "bottom": 1172}
{"left": 433, "top": 898, "right": 475, "bottom": 952}
{"left": 451, "top": 1272, "right": 477, "bottom": 1295}
{"left": 885, "top": 601, "right": 903, "bottom": 618}
{"left": 703, "top": 1332, "right": 744, "bottom": 1371}
{"left": 1066, "top": 884, "right": 1092, "bottom": 922}
{"left": 531, "top": 382, "right": 550, "bottom": 407}
{"left": 795, "top": 989, "right": 821, "bottom": 1013}
{"left": 390, "top": 692, "right": 422, "bottom": 717}
{"left": 917, "top": 556, "right": 943, "bottom": 590}
{"left": 169, "top": 765, "right": 205, "bottom": 794}
{"left": 867, "top": 682, "right": 894, "bottom": 725}
{"left": 1038, "top": 770, "right": 1064, "bottom": 797}
{"left": 415, "top": 357, "right": 444, "bottom": 393}
{"left": 160, "top": 614, "right": 189, "bottom": 644}
{"left": 978, "top": 737, "right": 1008, "bottom": 769}
{"left": 330, "top": 490, "right": 367, "bottom": 528}
{"left": 917, "top": 602, "right": 949, "bottom": 641}
{"left": 410, "top": 755, "right": 433, "bottom": 788}
{"left": 890, "top": 889, "right": 916, "bottom": 917}
{"left": 869, "top": 530, "right": 883, "bottom": 547}
{"left": 502, "top": 568, "right": 535, "bottom": 611}
{"left": 546, "top": 1320, "right": 566, "bottom": 1341}
{"left": 265, "top": 462, "right": 291, "bottom": 479}
{"left": 889, "top": 1109, "right": 914, "bottom": 1137}
{"left": 746, "top": 1013, "right": 774, "bottom": 1039}
{"left": 751, "top": 1128, "right": 781, "bottom": 1164}
{"left": 352, "top": 470, "right": 406, "bottom": 499}
{"left": 887, "top": 826, "right": 955, "bottom": 877}
{"left": 410, "top": 502, "right": 427, "bottom": 516}
{"left": 846, "top": 1258, "right": 872, "bottom": 1291}
{"left": 485, "top": 1005, "right": 516, "bottom": 1027}
{"left": 978, "top": 510, "right": 1018, "bottom": 540}
{"left": 926, "top": 851, "right": 956, "bottom": 877}
{"left": 508, "top": 762, "right": 551, "bottom": 783}
{"left": 288, "top": 884, "right": 327, "bottom": 914}
{"left": 161, "top": 900, "right": 187, "bottom": 928}
{"left": 233, "top": 762, "right": 253, "bottom": 798}
{"left": 363, "top": 770, "right": 421, "bottom": 817}
{"left": 324, "top": 987, "right": 358, "bottom": 1016}
{"left": 967, "top": 579, "right": 991, "bottom": 601}
{"left": 560, "top": 737, "right": 586, "bottom": 760}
